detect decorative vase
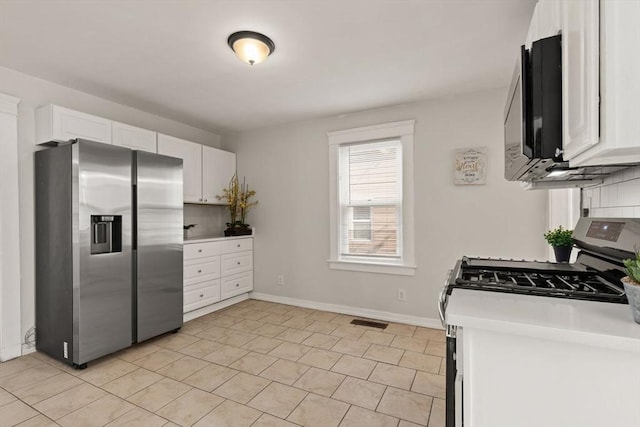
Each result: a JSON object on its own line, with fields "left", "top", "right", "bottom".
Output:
{"left": 553, "top": 246, "right": 572, "bottom": 263}
{"left": 622, "top": 278, "right": 640, "bottom": 324}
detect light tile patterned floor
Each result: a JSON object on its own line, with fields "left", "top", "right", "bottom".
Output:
{"left": 0, "top": 299, "right": 446, "bottom": 427}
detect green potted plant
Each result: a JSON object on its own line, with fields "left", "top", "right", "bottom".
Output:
{"left": 622, "top": 249, "right": 640, "bottom": 324}
{"left": 217, "top": 173, "right": 258, "bottom": 236}
{"left": 544, "top": 226, "right": 573, "bottom": 263}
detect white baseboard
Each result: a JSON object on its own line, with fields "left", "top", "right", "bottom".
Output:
{"left": 250, "top": 292, "right": 443, "bottom": 330}
{"left": 0, "top": 343, "right": 22, "bottom": 362}
{"left": 183, "top": 293, "right": 249, "bottom": 323}
{"left": 21, "top": 344, "right": 36, "bottom": 356}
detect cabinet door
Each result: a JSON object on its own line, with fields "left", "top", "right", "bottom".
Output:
{"left": 184, "top": 257, "right": 221, "bottom": 285}
{"left": 221, "top": 271, "right": 253, "bottom": 300}
{"left": 112, "top": 122, "right": 157, "bottom": 153}
{"left": 221, "top": 238, "right": 253, "bottom": 254}
{"left": 569, "top": 0, "right": 640, "bottom": 166}
{"left": 561, "top": 0, "right": 599, "bottom": 161}
{"left": 202, "top": 146, "right": 236, "bottom": 204}
{"left": 157, "top": 134, "right": 202, "bottom": 203}
{"left": 221, "top": 252, "right": 253, "bottom": 276}
{"left": 184, "top": 241, "right": 221, "bottom": 261}
{"left": 184, "top": 280, "right": 221, "bottom": 313}
{"left": 36, "top": 105, "right": 112, "bottom": 145}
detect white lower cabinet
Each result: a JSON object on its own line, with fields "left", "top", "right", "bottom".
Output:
{"left": 184, "top": 280, "right": 221, "bottom": 313}
{"left": 183, "top": 237, "right": 253, "bottom": 314}
{"left": 221, "top": 252, "right": 253, "bottom": 276}
{"left": 221, "top": 271, "right": 253, "bottom": 300}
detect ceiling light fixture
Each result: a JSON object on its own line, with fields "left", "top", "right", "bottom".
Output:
{"left": 227, "top": 31, "right": 275, "bottom": 66}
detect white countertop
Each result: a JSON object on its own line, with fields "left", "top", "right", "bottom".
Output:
{"left": 184, "top": 235, "right": 253, "bottom": 244}
{"left": 446, "top": 289, "right": 640, "bottom": 353}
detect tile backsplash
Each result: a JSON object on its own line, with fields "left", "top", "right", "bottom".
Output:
{"left": 184, "top": 204, "right": 227, "bottom": 238}
{"left": 582, "top": 165, "right": 640, "bottom": 218}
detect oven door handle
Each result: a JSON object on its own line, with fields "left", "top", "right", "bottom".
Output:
{"left": 438, "top": 270, "right": 452, "bottom": 329}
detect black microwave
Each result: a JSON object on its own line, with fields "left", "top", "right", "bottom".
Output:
{"left": 504, "top": 34, "right": 562, "bottom": 181}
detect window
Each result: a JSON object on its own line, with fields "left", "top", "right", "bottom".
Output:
{"left": 351, "top": 206, "right": 372, "bottom": 241}
{"left": 328, "top": 120, "right": 415, "bottom": 275}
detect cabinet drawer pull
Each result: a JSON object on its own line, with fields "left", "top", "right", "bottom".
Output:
{"left": 237, "top": 261, "right": 241, "bottom": 265}
{"left": 198, "top": 249, "right": 202, "bottom": 253}
{"left": 237, "top": 244, "right": 241, "bottom": 247}
{"left": 204, "top": 199, "right": 207, "bottom": 202}
{"left": 197, "top": 269, "right": 202, "bottom": 273}
{"left": 199, "top": 294, "right": 204, "bottom": 297}
{"left": 199, "top": 198, "right": 202, "bottom": 202}
{"left": 236, "top": 283, "right": 240, "bottom": 287}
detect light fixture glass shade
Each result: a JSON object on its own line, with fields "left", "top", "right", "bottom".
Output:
{"left": 228, "top": 31, "right": 275, "bottom": 65}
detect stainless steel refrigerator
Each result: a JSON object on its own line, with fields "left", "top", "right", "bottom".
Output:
{"left": 35, "top": 139, "right": 183, "bottom": 368}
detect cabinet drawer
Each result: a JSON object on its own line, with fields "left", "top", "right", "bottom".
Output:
{"left": 221, "top": 252, "right": 253, "bottom": 276}
{"left": 184, "top": 242, "right": 221, "bottom": 260}
{"left": 184, "top": 280, "right": 220, "bottom": 312}
{"left": 221, "top": 238, "right": 253, "bottom": 254}
{"left": 221, "top": 272, "right": 253, "bottom": 300}
{"left": 185, "top": 257, "right": 220, "bottom": 283}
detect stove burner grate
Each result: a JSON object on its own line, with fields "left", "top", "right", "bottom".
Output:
{"left": 452, "top": 266, "right": 626, "bottom": 303}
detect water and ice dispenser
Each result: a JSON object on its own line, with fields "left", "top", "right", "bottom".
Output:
{"left": 90, "top": 215, "right": 122, "bottom": 254}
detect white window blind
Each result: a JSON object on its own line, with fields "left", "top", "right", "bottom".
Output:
{"left": 338, "top": 139, "right": 402, "bottom": 260}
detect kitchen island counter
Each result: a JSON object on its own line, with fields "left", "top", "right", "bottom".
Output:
{"left": 446, "top": 289, "right": 640, "bottom": 353}
{"left": 446, "top": 289, "right": 640, "bottom": 427}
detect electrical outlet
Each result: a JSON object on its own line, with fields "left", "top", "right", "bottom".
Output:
{"left": 397, "top": 288, "right": 406, "bottom": 301}
{"left": 277, "top": 275, "right": 285, "bottom": 286}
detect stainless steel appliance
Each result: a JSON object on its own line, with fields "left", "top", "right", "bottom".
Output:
{"left": 438, "top": 217, "right": 640, "bottom": 427}
{"left": 504, "top": 35, "right": 634, "bottom": 186}
{"left": 504, "top": 35, "right": 562, "bottom": 182}
{"left": 35, "top": 139, "right": 183, "bottom": 368}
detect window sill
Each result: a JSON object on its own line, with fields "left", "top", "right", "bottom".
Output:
{"left": 328, "top": 259, "right": 416, "bottom": 276}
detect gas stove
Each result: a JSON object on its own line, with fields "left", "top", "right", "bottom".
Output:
{"left": 440, "top": 217, "right": 639, "bottom": 427}
{"left": 443, "top": 217, "right": 639, "bottom": 307}
{"left": 449, "top": 256, "right": 626, "bottom": 303}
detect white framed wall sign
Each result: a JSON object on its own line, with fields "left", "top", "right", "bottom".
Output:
{"left": 454, "top": 147, "right": 488, "bottom": 185}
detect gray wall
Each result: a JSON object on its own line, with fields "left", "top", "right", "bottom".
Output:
{"left": 223, "top": 88, "right": 549, "bottom": 322}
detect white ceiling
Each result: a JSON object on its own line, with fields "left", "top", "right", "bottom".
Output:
{"left": 0, "top": 0, "right": 535, "bottom": 133}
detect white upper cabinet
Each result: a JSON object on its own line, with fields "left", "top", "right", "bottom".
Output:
{"left": 561, "top": 0, "right": 600, "bottom": 162}
{"left": 36, "top": 105, "right": 112, "bottom": 145}
{"left": 524, "top": 3, "right": 540, "bottom": 48}
{"left": 112, "top": 122, "right": 157, "bottom": 153}
{"left": 34, "top": 105, "right": 236, "bottom": 198}
{"left": 157, "top": 134, "right": 202, "bottom": 203}
{"left": 157, "top": 134, "right": 236, "bottom": 205}
{"left": 202, "top": 146, "right": 236, "bottom": 205}
{"left": 536, "top": 0, "right": 562, "bottom": 40}
{"left": 559, "top": 0, "right": 640, "bottom": 166}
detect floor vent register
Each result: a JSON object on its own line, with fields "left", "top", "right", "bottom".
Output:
{"left": 350, "top": 319, "right": 388, "bottom": 329}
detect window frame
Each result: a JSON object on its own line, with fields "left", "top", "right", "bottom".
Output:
{"left": 350, "top": 206, "right": 372, "bottom": 242}
{"left": 328, "top": 120, "right": 416, "bottom": 276}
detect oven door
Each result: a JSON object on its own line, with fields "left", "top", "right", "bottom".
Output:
{"left": 446, "top": 326, "right": 464, "bottom": 427}
{"left": 439, "top": 273, "right": 463, "bottom": 427}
